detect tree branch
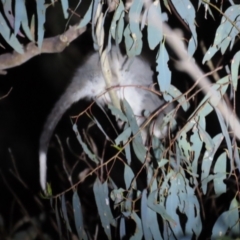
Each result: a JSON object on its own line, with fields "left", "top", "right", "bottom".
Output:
{"left": 0, "top": 25, "right": 87, "bottom": 74}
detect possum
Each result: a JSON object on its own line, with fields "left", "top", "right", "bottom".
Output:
{"left": 39, "top": 47, "right": 172, "bottom": 191}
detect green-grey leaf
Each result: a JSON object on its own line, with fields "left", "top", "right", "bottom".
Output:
{"left": 212, "top": 198, "right": 240, "bottom": 237}
{"left": 72, "top": 191, "right": 88, "bottom": 240}
{"left": 78, "top": 0, "right": 93, "bottom": 28}
{"left": 116, "top": 11, "right": 124, "bottom": 44}
{"left": 201, "top": 134, "right": 224, "bottom": 194}
{"left": 15, "top": 0, "right": 33, "bottom": 41}
{"left": 61, "top": 194, "right": 72, "bottom": 232}
{"left": 0, "top": 13, "right": 23, "bottom": 53}
{"left": 93, "top": 179, "right": 116, "bottom": 240}
{"left": 108, "top": 104, "right": 127, "bottom": 122}
{"left": 130, "top": 212, "right": 143, "bottom": 240}
{"left": 158, "top": 158, "right": 168, "bottom": 168}
{"left": 120, "top": 217, "right": 126, "bottom": 239}
{"left": 124, "top": 164, "right": 135, "bottom": 189}
{"left": 125, "top": 0, "right": 143, "bottom": 57}
{"left": 122, "top": 99, "right": 146, "bottom": 163}
{"left": 141, "top": 189, "right": 152, "bottom": 240}
{"left": 148, "top": 207, "right": 163, "bottom": 240}
{"left": 171, "top": 0, "right": 197, "bottom": 55}
{"left": 60, "top": 0, "right": 69, "bottom": 19}
{"left": 115, "top": 127, "right": 131, "bottom": 145}
{"left": 215, "top": 108, "right": 233, "bottom": 171}
{"left": 231, "top": 50, "right": 240, "bottom": 91}
{"left": 147, "top": 190, "right": 175, "bottom": 223}
{"left": 167, "top": 85, "right": 190, "bottom": 111}
{"left": 36, "top": 0, "right": 46, "bottom": 49}
{"left": 147, "top": 1, "right": 162, "bottom": 50}
{"left": 110, "top": 1, "right": 124, "bottom": 43}
{"left": 156, "top": 43, "right": 171, "bottom": 92}
{"left": 203, "top": 5, "right": 240, "bottom": 63}
{"left": 213, "top": 152, "right": 227, "bottom": 196}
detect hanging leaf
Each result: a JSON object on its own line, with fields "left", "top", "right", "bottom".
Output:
{"left": 147, "top": 1, "right": 163, "bottom": 50}
{"left": 201, "top": 134, "right": 224, "bottom": 194}
{"left": 61, "top": 194, "right": 72, "bottom": 232}
{"left": 108, "top": 104, "right": 128, "bottom": 122}
{"left": 0, "top": 13, "right": 23, "bottom": 53}
{"left": 231, "top": 50, "right": 240, "bottom": 91}
{"left": 110, "top": 1, "right": 125, "bottom": 43}
{"left": 78, "top": 0, "right": 93, "bottom": 28}
{"left": 184, "top": 178, "right": 202, "bottom": 237}
{"left": 147, "top": 189, "right": 175, "bottom": 224}
{"left": 171, "top": 0, "right": 197, "bottom": 55}
{"left": 213, "top": 152, "right": 227, "bottom": 196}
{"left": 122, "top": 99, "right": 146, "bottom": 163}
{"left": 215, "top": 108, "right": 233, "bottom": 172}
{"left": 93, "top": 179, "right": 116, "bottom": 240}
{"left": 60, "top": 0, "right": 69, "bottom": 19}
{"left": 141, "top": 189, "right": 152, "bottom": 240}
{"left": 124, "top": 0, "right": 143, "bottom": 57}
{"left": 167, "top": 85, "right": 190, "bottom": 111}
{"left": 177, "top": 130, "right": 192, "bottom": 160}
{"left": 15, "top": 0, "right": 33, "bottom": 40}
{"left": 190, "top": 123, "right": 203, "bottom": 180}
{"left": 130, "top": 212, "right": 143, "bottom": 240}
{"left": 212, "top": 198, "right": 240, "bottom": 238}
{"left": 36, "top": 0, "right": 46, "bottom": 49}
{"left": 156, "top": 42, "right": 171, "bottom": 92}
{"left": 124, "top": 164, "right": 135, "bottom": 189}
{"left": 72, "top": 191, "right": 88, "bottom": 240}
{"left": 119, "top": 217, "right": 126, "bottom": 239}
{"left": 203, "top": 5, "right": 240, "bottom": 63}
{"left": 115, "top": 127, "right": 131, "bottom": 146}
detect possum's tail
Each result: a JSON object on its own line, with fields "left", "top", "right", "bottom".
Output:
{"left": 39, "top": 87, "right": 87, "bottom": 192}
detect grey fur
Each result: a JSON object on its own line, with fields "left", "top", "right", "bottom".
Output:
{"left": 39, "top": 47, "right": 172, "bottom": 191}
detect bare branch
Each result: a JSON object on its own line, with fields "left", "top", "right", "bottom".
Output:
{"left": 0, "top": 25, "right": 87, "bottom": 73}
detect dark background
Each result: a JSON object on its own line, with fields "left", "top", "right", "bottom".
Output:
{"left": 0, "top": 0, "right": 238, "bottom": 239}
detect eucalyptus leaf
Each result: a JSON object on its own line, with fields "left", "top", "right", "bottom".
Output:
{"left": 201, "top": 134, "right": 224, "bottom": 194}
{"left": 156, "top": 43, "right": 171, "bottom": 92}
{"left": 93, "top": 179, "right": 116, "bottom": 240}
{"left": 203, "top": 5, "right": 240, "bottom": 63}
{"left": 110, "top": 1, "right": 124, "bottom": 42}
{"left": 60, "top": 0, "right": 69, "bottom": 19}
{"left": 122, "top": 99, "right": 146, "bottom": 163}
{"left": 78, "top": 0, "right": 93, "bottom": 28}
{"left": 120, "top": 217, "right": 126, "bottom": 239}
{"left": 61, "top": 194, "right": 72, "bottom": 232}
{"left": 15, "top": 0, "right": 33, "bottom": 40}
{"left": 72, "top": 191, "right": 88, "bottom": 240}
{"left": 0, "top": 13, "right": 23, "bottom": 53}
{"left": 36, "top": 0, "right": 46, "bottom": 49}
{"left": 124, "top": 164, "right": 135, "bottom": 189}
{"left": 125, "top": 0, "right": 143, "bottom": 57}
{"left": 130, "top": 212, "right": 143, "bottom": 240}
{"left": 212, "top": 198, "right": 240, "bottom": 238}
{"left": 141, "top": 189, "right": 152, "bottom": 240}
{"left": 147, "top": 190, "right": 175, "bottom": 224}
{"left": 171, "top": 0, "right": 197, "bottom": 55}
{"left": 231, "top": 50, "right": 240, "bottom": 91}
{"left": 147, "top": 1, "right": 162, "bottom": 50}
